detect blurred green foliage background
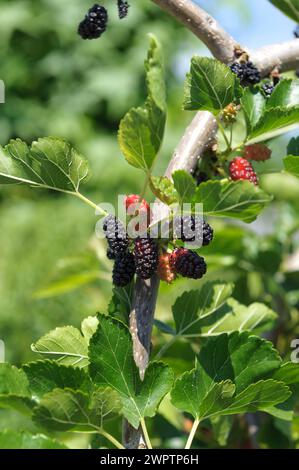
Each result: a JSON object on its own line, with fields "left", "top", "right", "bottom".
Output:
{"left": 1, "top": 0, "right": 228, "bottom": 366}
{"left": 0, "top": 0, "right": 299, "bottom": 448}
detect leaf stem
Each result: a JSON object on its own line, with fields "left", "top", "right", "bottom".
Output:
{"left": 155, "top": 335, "right": 178, "bottom": 360}
{"left": 140, "top": 418, "right": 153, "bottom": 449}
{"left": 139, "top": 171, "right": 151, "bottom": 202}
{"left": 185, "top": 418, "right": 200, "bottom": 449}
{"left": 100, "top": 430, "right": 125, "bottom": 449}
{"left": 216, "top": 116, "right": 231, "bottom": 152}
{"left": 75, "top": 191, "right": 107, "bottom": 216}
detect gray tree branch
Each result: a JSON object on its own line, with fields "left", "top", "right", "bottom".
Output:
{"left": 152, "top": 0, "right": 299, "bottom": 75}
{"left": 152, "top": 0, "right": 238, "bottom": 63}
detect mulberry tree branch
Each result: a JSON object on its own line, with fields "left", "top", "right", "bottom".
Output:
{"left": 151, "top": 0, "right": 299, "bottom": 75}
{"left": 152, "top": 0, "right": 238, "bottom": 63}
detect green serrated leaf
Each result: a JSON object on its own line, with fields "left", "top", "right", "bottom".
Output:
{"left": 266, "top": 362, "right": 299, "bottom": 421}
{"left": 150, "top": 176, "right": 178, "bottom": 205}
{"left": 81, "top": 316, "right": 99, "bottom": 343}
{"left": 108, "top": 283, "right": 133, "bottom": 323}
{"left": 33, "top": 388, "right": 94, "bottom": 432}
{"left": 171, "top": 283, "right": 276, "bottom": 339}
{"left": 171, "top": 332, "right": 290, "bottom": 421}
{"left": 31, "top": 326, "right": 89, "bottom": 368}
{"left": 118, "top": 35, "right": 166, "bottom": 172}
{"left": 0, "top": 363, "right": 35, "bottom": 415}
{"left": 33, "top": 386, "right": 121, "bottom": 436}
{"left": 269, "top": 0, "right": 299, "bottom": 22}
{"left": 172, "top": 282, "right": 234, "bottom": 336}
{"left": 0, "top": 430, "right": 67, "bottom": 449}
{"left": 193, "top": 180, "right": 272, "bottom": 223}
{"left": 89, "top": 315, "right": 173, "bottom": 428}
{"left": 266, "top": 79, "right": 299, "bottom": 109}
{"left": 198, "top": 299, "right": 277, "bottom": 337}
{"left": 248, "top": 107, "right": 299, "bottom": 140}
{"left": 183, "top": 57, "right": 242, "bottom": 114}
{"left": 0, "top": 137, "right": 89, "bottom": 193}
{"left": 241, "top": 87, "right": 266, "bottom": 134}
{"left": 172, "top": 170, "right": 196, "bottom": 204}
{"left": 23, "top": 360, "right": 90, "bottom": 399}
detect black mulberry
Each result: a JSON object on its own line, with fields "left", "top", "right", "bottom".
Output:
{"left": 78, "top": 4, "right": 108, "bottom": 40}
{"left": 134, "top": 237, "right": 159, "bottom": 280}
{"left": 113, "top": 252, "right": 135, "bottom": 287}
{"left": 174, "top": 216, "right": 214, "bottom": 246}
{"left": 103, "top": 215, "right": 129, "bottom": 259}
{"left": 230, "top": 61, "right": 261, "bottom": 86}
{"left": 172, "top": 248, "right": 207, "bottom": 280}
{"left": 118, "top": 0, "right": 130, "bottom": 19}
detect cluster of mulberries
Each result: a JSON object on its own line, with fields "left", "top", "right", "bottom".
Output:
{"left": 103, "top": 217, "right": 158, "bottom": 287}
{"left": 78, "top": 2, "right": 130, "bottom": 40}
{"left": 103, "top": 195, "right": 214, "bottom": 287}
{"left": 103, "top": 195, "right": 157, "bottom": 287}
{"left": 230, "top": 61, "right": 261, "bottom": 86}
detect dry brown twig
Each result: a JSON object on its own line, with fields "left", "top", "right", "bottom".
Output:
{"left": 123, "top": 0, "right": 299, "bottom": 448}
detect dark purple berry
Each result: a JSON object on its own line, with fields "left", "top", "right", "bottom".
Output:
{"left": 134, "top": 237, "right": 159, "bottom": 280}
{"left": 118, "top": 0, "right": 130, "bottom": 19}
{"left": 172, "top": 248, "right": 207, "bottom": 280}
{"left": 230, "top": 61, "right": 261, "bottom": 86}
{"left": 174, "top": 216, "right": 214, "bottom": 246}
{"left": 78, "top": 4, "right": 108, "bottom": 40}
{"left": 103, "top": 215, "right": 129, "bottom": 259}
{"left": 113, "top": 252, "right": 135, "bottom": 287}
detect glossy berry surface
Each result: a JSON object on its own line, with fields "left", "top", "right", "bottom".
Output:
{"left": 78, "top": 4, "right": 108, "bottom": 40}
{"left": 171, "top": 248, "right": 207, "bottom": 280}
{"left": 134, "top": 237, "right": 159, "bottom": 280}
{"left": 113, "top": 252, "right": 135, "bottom": 287}
{"left": 118, "top": 0, "right": 130, "bottom": 19}
{"left": 174, "top": 216, "right": 214, "bottom": 247}
{"left": 229, "top": 157, "right": 258, "bottom": 185}
{"left": 230, "top": 61, "right": 261, "bottom": 86}
{"left": 103, "top": 215, "right": 129, "bottom": 259}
